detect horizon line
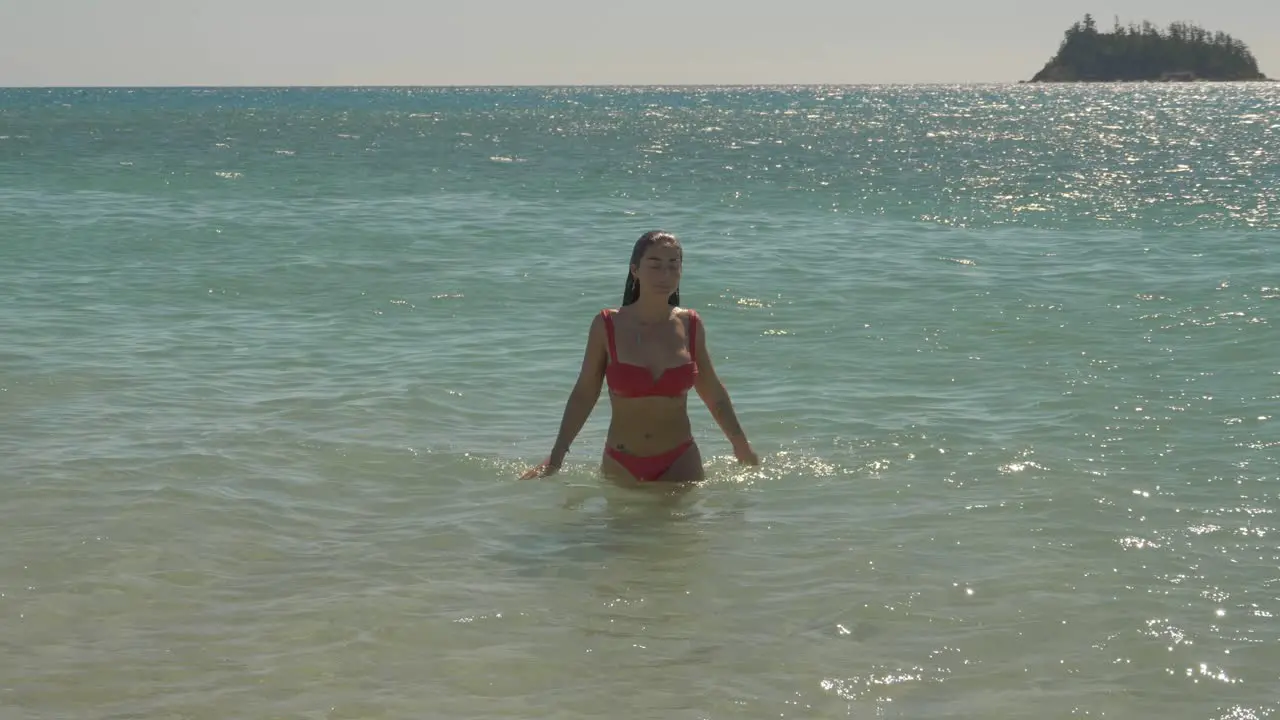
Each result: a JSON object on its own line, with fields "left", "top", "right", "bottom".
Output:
{"left": 3, "top": 81, "right": 1033, "bottom": 90}
{"left": 5, "top": 79, "right": 1277, "bottom": 91}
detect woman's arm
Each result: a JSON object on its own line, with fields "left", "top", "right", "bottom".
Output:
{"left": 543, "top": 313, "right": 609, "bottom": 472}
{"left": 690, "top": 312, "right": 757, "bottom": 463}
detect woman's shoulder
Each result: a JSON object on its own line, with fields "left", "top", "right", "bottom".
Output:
{"left": 591, "top": 308, "right": 620, "bottom": 332}
{"left": 674, "top": 306, "right": 701, "bottom": 322}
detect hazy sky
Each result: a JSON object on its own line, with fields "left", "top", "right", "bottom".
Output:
{"left": 2, "top": 0, "right": 1276, "bottom": 86}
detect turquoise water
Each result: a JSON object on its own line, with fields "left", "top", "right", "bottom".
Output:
{"left": 2, "top": 85, "right": 1278, "bottom": 719}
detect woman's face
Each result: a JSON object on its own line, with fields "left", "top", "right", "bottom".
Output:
{"left": 632, "top": 241, "right": 682, "bottom": 297}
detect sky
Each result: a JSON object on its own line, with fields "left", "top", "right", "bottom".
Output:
{"left": 1, "top": 0, "right": 1277, "bottom": 86}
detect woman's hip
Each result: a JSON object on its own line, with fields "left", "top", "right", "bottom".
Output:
{"left": 601, "top": 438, "right": 702, "bottom": 483}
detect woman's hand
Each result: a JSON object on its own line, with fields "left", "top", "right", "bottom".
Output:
{"left": 519, "top": 451, "right": 565, "bottom": 479}
{"left": 733, "top": 441, "right": 760, "bottom": 466}
{"left": 520, "top": 460, "right": 553, "bottom": 480}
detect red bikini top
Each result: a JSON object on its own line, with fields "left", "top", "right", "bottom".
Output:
{"left": 601, "top": 309, "right": 699, "bottom": 398}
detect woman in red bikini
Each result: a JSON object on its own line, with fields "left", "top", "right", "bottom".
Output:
{"left": 522, "top": 230, "right": 759, "bottom": 483}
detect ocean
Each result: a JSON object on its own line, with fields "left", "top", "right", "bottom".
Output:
{"left": 1, "top": 84, "right": 1277, "bottom": 719}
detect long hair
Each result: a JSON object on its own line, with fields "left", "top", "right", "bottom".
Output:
{"left": 622, "top": 230, "right": 681, "bottom": 306}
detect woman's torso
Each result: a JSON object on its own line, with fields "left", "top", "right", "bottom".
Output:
{"left": 600, "top": 307, "right": 699, "bottom": 454}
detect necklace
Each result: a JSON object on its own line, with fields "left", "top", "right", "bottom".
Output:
{"left": 631, "top": 311, "right": 670, "bottom": 348}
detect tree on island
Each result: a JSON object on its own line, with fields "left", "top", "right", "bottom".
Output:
{"left": 1030, "top": 14, "right": 1268, "bottom": 82}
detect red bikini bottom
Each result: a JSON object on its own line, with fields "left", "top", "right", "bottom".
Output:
{"left": 604, "top": 439, "right": 695, "bottom": 482}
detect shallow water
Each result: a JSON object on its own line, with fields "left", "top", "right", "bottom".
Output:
{"left": 2, "top": 84, "right": 1278, "bottom": 719}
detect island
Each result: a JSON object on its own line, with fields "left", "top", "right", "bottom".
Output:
{"left": 1029, "top": 15, "right": 1268, "bottom": 82}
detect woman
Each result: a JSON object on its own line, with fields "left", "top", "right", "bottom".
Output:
{"left": 522, "top": 230, "right": 759, "bottom": 483}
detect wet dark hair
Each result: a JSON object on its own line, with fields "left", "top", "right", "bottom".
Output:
{"left": 622, "top": 230, "right": 681, "bottom": 306}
